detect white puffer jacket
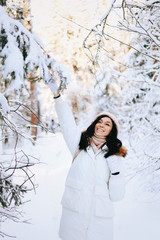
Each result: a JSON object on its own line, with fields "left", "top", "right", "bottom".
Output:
{"left": 55, "top": 96, "right": 125, "bottom": 240}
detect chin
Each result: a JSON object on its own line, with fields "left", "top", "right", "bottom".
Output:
{"left": 96, "top": 132, "right": 106, "bottom": 137}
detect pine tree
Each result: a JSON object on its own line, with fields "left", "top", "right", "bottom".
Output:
{"left": 0, "top": 1, "right": 71, "bottom": 233}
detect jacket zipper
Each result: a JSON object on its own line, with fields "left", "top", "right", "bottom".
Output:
{"left": 85, "top": 151, "right": 97, "bottom": 239}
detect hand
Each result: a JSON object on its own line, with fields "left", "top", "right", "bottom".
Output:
{"left": 107, "top": 156, "right": 122, "bottom": 174}
{"left": 45, "top": 78, "right": 60, "bottom": 97}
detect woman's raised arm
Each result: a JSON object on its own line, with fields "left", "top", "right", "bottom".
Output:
{"left": 55, "top": 96, "right": 81, "bottom": 157}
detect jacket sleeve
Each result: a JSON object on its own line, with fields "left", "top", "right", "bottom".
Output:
{"left": 107, "top": 155, "right": 125, "bottom": 202}
{"left": 55, "top": 96, "right": 81, "bottom": 157}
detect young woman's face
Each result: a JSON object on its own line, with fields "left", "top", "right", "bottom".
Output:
{"left": 94, "top": 117, "right": 113, "bottom": 137}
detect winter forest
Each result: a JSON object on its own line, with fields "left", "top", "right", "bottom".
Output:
{"left": 0, "top": 0, "right": 160, "bottom": 239}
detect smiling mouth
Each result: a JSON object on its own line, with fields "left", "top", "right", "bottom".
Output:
{"left": 97, "top": 128, "right": 104, "bottom": 132}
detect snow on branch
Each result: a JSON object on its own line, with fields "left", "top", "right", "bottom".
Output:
{"left": 100, "top": 0, "right": 117, "bottom": 24}
{"left": 83, "top": 0, "right": 160, "bottom": 72}
{"left": 83, "top": 0, "right": 117, "bottom": 64}
{"left": 0, "top": 93, "right": 10, "bottom": 114}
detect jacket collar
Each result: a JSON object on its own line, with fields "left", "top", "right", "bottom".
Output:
{"left": 87, "top": 145, "right": 108, "bottom": 159}
{"left": 87, "top": 146, "right": 95, "bottom": 160}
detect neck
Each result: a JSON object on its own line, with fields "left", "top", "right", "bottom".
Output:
{"left": 93, "top": 133, "right": 106, "bottom": 141}
{"left": 90, "top": 134, "right": 106, "bottom": 153}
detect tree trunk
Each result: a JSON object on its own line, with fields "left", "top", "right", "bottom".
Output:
{"left": 0, "top": 0, "right": 7, "bottom": 6}
{"left": 30, "top": 75, "right": 39, "bottom": 141}
{"left": 23, "top": 0, "right": 39, "bottom": 141}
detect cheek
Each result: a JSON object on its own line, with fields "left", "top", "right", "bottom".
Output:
{"left": 95, "top": 123, "right": 99, "bottom": 130}
{"left": 106, "top": 126, "right": 112, "bottom": 134}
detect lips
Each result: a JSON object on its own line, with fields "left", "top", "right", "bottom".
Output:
{"left": 97, "top": 128, "right": 104, "bottom": 132}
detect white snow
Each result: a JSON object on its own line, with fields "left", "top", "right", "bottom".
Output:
{"left": 0, "top": 93, "right": 10, "bottom": 114}
{"left": 2, "top": 39, "right": 24, "bottom": 91}
{"left": 2, "top": 132, "right": 160, "bottom": 240}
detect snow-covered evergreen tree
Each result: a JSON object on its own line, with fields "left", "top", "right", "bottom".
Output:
{"left": 0, "top": 2, "right": 71, "bottom": 233}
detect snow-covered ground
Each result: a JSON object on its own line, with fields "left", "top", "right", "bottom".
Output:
{"left": 2, "top": 132, "right": 160, "bottom": 240}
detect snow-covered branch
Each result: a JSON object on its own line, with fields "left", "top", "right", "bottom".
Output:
{"left": 84, "top": 0, "right": 160, "bottom": 197}
{"left": 83, "top": 0, "right": 160, "bottom": 74}
{"left": 0, "top": 6, "right": 72, "bottom": 95}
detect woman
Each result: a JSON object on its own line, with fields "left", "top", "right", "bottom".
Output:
{"left": 53, "top": 91, "right": 127, "bottom": 240}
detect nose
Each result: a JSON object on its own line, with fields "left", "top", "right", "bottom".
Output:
{"left": 99, "top": 122, "right": 104, "bottom": 127}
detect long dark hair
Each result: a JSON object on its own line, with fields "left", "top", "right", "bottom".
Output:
{"left": 79, "top": 114, "right": 123, "bottom": 158}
